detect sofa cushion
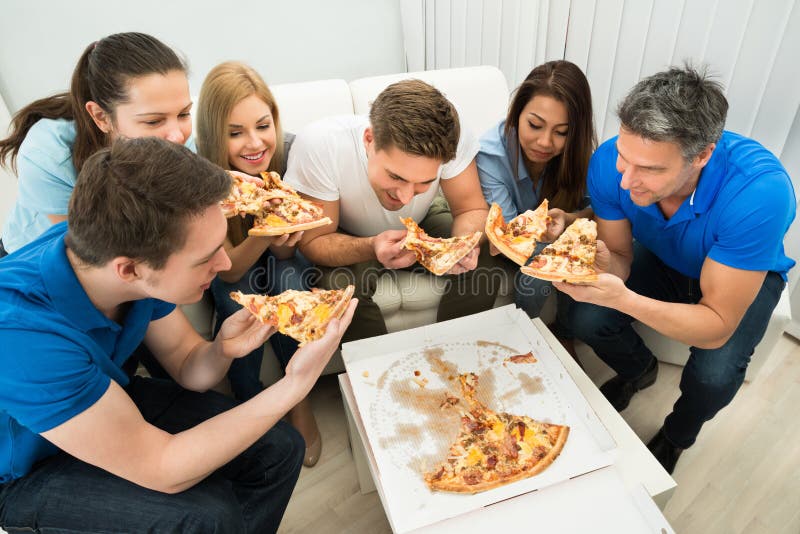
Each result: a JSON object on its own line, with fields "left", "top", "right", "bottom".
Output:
{"left": 270, "top": 79, "right": 353, "bottom": 133}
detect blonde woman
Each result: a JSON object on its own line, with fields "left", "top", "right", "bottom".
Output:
{"left": 197, "top": 62, "right": 321, "bottom": 467}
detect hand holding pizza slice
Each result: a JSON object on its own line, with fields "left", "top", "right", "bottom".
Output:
{"left": 400, "top": 217, "right": 482, "bottom": 276}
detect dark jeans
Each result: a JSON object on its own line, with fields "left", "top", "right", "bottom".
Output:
{"left": 0, "top": 376, "right": 304, "bottom": 534}
{"left": 211, "top": 251, "right": 312, "bottom": 401}
{"left": 0, "top": 239, "right": 7, "bottom": 259}
{"left": 569, "top": 242, "right": 784, "bottom": 448}
{"left": 511, "top": 255, "right": 574, "bottom": 339}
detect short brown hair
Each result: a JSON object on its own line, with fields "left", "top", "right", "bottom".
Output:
{"left": 66, "top": 137, "right": 230, "bottom": 269}
{"left": 369, "top": 79, "right": 459, "bottom": 162}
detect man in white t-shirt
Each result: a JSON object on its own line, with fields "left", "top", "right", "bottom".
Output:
{"left": 284, "top": 80, "right": 497, "bottom": 341}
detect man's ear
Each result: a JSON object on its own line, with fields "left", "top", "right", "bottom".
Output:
{"left": 111, "top": 257, "right": 142, "bottom": 283}
{"left": 363, "top": 126, "right": 374, "bottom": 152}
{"left": 692, "top": 143, "right": 716, "bottom": 169}
{"left": 85, "top": 101, "right": 113, "bottom": 133}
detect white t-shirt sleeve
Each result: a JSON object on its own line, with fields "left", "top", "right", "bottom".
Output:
{"left": 439, "top": 123, "right": 480, "bottom": 180}
{"left": 283, "top": 123, "right": 341, "bottom": 201}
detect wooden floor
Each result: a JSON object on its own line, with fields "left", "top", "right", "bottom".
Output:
{"left": 279, "top": 334, "right": 800, "bottom": 534}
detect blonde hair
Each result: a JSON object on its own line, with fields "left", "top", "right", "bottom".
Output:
{"left": 197, "top": 61, "right": 286, "bottom": 245}
{"left": 197, "top": 61, "right": 286, "bottom": 174}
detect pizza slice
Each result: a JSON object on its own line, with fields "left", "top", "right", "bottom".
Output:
{"left": 423, "top": 373, "right": 569, "bottom": 493}
{"left": 485, "top": 200, "right": 550, "bottom": 266}
{"left": 400, "top": 217, "right": 482, "bottom": 276}
{"left": 520, "top": 217, "right": 598, "bottom": 283}
{"left": 220, "top": 172, "right": 293, "bottom": 218}
{"left": 230, "top": 286, "right": 355, "bottom": 345}
{"left": 248, "top": 195, "right": 332, "bottom": 236}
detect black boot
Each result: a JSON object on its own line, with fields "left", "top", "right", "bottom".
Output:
{"left": 647, "top": 427, "right": 683, "bottom": 474}
{"left": 599, "top": 357, "right": 658, "bottom": 411}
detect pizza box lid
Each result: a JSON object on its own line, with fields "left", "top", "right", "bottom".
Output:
{"left": 342, "top": 305, "right": 622, "bottom": 532}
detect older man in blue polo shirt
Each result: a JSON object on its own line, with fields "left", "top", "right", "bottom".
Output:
{"left": 554, "top": 66, "right": 795, "bottom": 474}
{"left": 0, "top": 138, "right": 356, "bottom": 533}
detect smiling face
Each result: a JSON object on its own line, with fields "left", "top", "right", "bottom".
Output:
{"left": 517, "top": 95, "right": 569, "bottom": 166}
{"left": 97, "top": 70, "right": 193, "bottom": 145}
{"left": 225, "top": 94, "right": 277, "bottom": 175}
{"left": 363, "top": 127, "right": 441, "bottom": 211}
{"left": 615, "top": 127, "right": 713, "bottom": 207}
{"left": 139, "top": 204, "right": 231, "bottom": 304}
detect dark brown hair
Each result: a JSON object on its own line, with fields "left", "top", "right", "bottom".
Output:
{"left": 66, "top": 137, "right": 230, "bottom": 269}
{"left": 505, "top": 60, "right": 597, "bottom": 212}
{"left": 0, "top": 32, "right": 186, "bottom": 174}
{"left": 370, "top": 79, "right": 459, "bottom": 162}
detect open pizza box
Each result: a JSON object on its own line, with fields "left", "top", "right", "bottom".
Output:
{"left": 341, "top": 305, "right": 674, "bottom": 533}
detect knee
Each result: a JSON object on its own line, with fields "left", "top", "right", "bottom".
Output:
{"left": 260, "top": 421, "right": 305, "bottom": 476}
{"left": 686, "top": 348, "right": 748, "bottom": 390}
{"left": 167, "top": 487, "right": 245, "bottom": 534}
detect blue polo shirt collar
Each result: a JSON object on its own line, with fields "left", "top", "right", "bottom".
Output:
{"left": 502, "top": 127, "right": 532, "bottom": 183}
{"left": 40, "top": 225, "right": 119, "bottom": 333}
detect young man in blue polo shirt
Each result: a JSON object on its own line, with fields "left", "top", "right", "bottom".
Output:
{"left": 554, "top": 66, "right": 795, "bottom": 474}
{"left": 0, "top": 138, "right": 356, "bottom": 533}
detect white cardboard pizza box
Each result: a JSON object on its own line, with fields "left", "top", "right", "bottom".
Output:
{"left": 341, "top": 305, "right": 636, "bottom": 533}
{"left": 338, "top": 371, "right": 674, "bottom": 533}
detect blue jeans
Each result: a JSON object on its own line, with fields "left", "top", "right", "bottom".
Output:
{"left": 0, "top": 376, "right": 304, "bottom": 533}
{"left": 211, "top": 251, "right": 312, "bottom": 401}
{"left": 514, "top": 264, "right": 574, "bottom": 339}
{"left": 569, "top": 242, "right": 784, "bottom": 448}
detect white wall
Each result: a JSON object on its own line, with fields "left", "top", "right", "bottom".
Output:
{"left": 0, "top": 0, "right": 406, "bottom": 113}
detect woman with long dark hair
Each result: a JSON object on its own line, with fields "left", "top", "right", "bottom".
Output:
{"left": 478, "top": 60, "right": 597, "bottom": 353}
{"left": 0, "top": 32, "right": 193, "bottom": 255}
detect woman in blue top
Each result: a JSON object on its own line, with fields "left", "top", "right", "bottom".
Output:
{"left": 0, "top": 32, "right": 194, "bottom": 256}
{"left": 196, "top": 62, "right": 319, "bottom": 467}
{"left": 477, "top": 60, "right": 596, "bottom": 353}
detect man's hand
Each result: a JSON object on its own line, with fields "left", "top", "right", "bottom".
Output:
{"left": 553, "top": 272, "right": 629, "bottom": 308}
{"left": 215, "top": 308, "right": 276, "bottom": 360}
{"left": 543, "top": 208, "right": 568, "bottom": 242}
{"left": 283, "top": 299, "right": 358, "bottom": 393}
{"left": 228, "top": 169, "right": 265, "bottom": 187}
{"left": 594, "top": 239, "right": 612, "bottom": 274}
{"left": 446, "top": 246, "right": 479, "bottom": 275}
{"left": 373, "top": 229, "right": 417, "bottom": 269}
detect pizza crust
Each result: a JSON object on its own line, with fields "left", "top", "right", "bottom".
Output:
{"left": 520, "top": 264, "right": 598, "bottom": 283}
{"left": 248, "top": 216, "right": 332, "bottom": 236}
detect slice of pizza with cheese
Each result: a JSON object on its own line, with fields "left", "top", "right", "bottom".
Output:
{"left": 423, "top": 373, "right": 569, "bottom": 493}
{"left": 485, "top": 200, "right": 550, "bottom": 266}
{"left": 520, "top": 217, "right": 597, "bottom": 283}
{"left": 220, "top": 172, "right": 293, "bottom": 218}
{"left": 400, "top": 217, "right": 482, "bottom": 276}
{"left": 230, "top": 286, "right": 355, "bottom": 345}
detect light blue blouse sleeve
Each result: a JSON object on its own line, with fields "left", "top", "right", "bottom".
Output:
{"left": 16, "top": 151, "right": 76, "bottom": 216}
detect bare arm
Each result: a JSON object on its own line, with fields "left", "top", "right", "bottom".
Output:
{"left": 594, "top": 216, "right": 634, "bottom": 281}
{"left": 143, "top": 308, "right": 273, "bottom": 392}
{"left": 46, "top": 214, "right": 68, "bottom": 225}
{"left": 41, "top": 302, "right": 356, "bottom": 494}
{"left": 441, "top": 160, "right": 489, "bottom": 238}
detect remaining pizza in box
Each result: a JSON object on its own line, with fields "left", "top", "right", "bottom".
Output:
{"left": 400, "top": 217, "right": 482, "bottom": 276}
{"left": 230, "top": 286, "right": 355, "bottom": 345}
{"left": 424, "top": 373, "right": 569, "bottom": 493}
{"left": 520, "top": 218, "right": 598, "bottom": 283}
{"left": 485, "top": 200, "right": 550, "bottom": 266}
{"left": 220, "top": 171, "right": 331, "bottom": 236}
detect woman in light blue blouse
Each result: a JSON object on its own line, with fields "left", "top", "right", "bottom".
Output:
{"left": 0, "top": 32, "right": 195, "bottom": 256}
{"left": 477, "top": 60, "right": 596, "bottom": 353}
